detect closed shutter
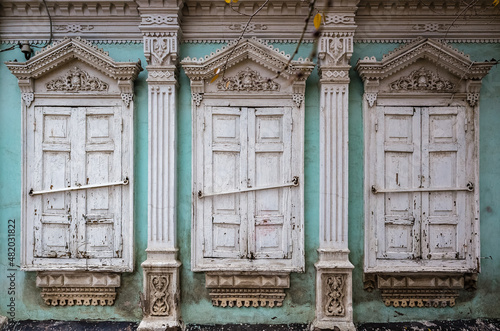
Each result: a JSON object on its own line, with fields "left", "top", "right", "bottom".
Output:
{"left": 29, "top": 106, "right": 125, "bottom": 264}
{"left": 375, "top": 106, "right": 421, "bottom": 260}
{"left": 373, "top": 106, "right": 470, "bottom": 264}
{"left": 201, "top": 106, "right": 296, "bottom": 260}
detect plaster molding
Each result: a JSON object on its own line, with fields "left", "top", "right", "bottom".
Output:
{"left": 365, "top": 92, "right": 377, "bottom": 107}
{"left": 319, "top": 33, "right": 354, "bottom": 67}
{"left": 45, "top": 66, "right": 109, "bottom": 92}
{"left": 217, "top": 67, "right": 280, "bottom": 92}
{"left": 205, "top": 273, "right": 290, "bottom": 308}
{"left": 36, "top": 272, "right": 120, "bottom": 306}
{"left": 325, "top": 274, "right": 347, "bottom": 317}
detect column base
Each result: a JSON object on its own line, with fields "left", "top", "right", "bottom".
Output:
{"left": 311, "top": 320, "right": 355, "bottom": 331}
{"left": 314, "top": 249, "right": 354, "bottom": 331}
{"left": 137, "top": 317, "right": 181, "bottom": 331}
{"left": 139, "top": 258, "right": 181, "bottom": 331}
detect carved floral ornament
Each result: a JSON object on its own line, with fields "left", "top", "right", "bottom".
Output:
{"left": 390, "top": 67, "right": 455, "bottom": 92}
{"left": 217, "top": 68, "right": 280, "bottom": 92}
{"left": 46, "top": 67, "right": 109, "bottom": 92}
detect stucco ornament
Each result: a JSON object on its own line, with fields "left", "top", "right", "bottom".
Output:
{"left": 151, "top": 275, "right": 170, "bottom": 316}
{"left": 217, "top": 67, "right": 280, "bottom": 92}
{"left": 46, "top": 67, "right": 109, "bottom": 92}
{"left": 390, "top": 67, "right": 455, "bottom": 92}
{"left": 325, "top": 274, "right": 346, "bottom": 317}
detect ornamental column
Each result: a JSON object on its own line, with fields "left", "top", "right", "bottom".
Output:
{"left": 313, "top": 1, "right": 359, "bottom": 330}
{"left": 136, "top": 1, "right": 183, "bottom": 330}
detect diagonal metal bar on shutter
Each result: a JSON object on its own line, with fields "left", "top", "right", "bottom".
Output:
{"left": 198, "top": 176, "right": 299, "bottom": 198}
{"left": 371, "top": 182, "right": 474, "bottom": 194}
{"left": 29, "top": 177, "right": 129, "bottom": 196}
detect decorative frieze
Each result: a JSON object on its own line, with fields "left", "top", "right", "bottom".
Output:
{"left": 46, "top": 67, "right": 109, "bottom": 92}
{"left": 217, "top": 67, "right": 280, "bottom": 92}
{"left": 364, "top": 274, "right": 466, "bottom": 308}
{"left": 54, "top": 24, "right": 95, "bottom": 33}
{"left": 141, "top": 14, "right": 178, "bottom": 26}
{"left": 205, "top": 273, "right": 289, "bottom": 308}
{"left": 36, "top": 272, "right": 120, "bottom": 307}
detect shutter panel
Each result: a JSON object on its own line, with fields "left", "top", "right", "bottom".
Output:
{"left": 78, "top": 107, "right": 123, "bottom": 259}
{"left": 203, "top": 107, "right": 247, "bottom": 258}
{"left": 376, "top": 107, "right": 421, "bottom": 260}
{"left": 421, "top": 106, "right": 467, "bottom": 260}
{"left": 32, "top": 107, "right": 73, "bottom": 258}
{"left": 248, "top": 107, "right": 292, "bottom": 259}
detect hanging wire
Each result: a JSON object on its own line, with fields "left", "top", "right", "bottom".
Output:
{"left": 31, "top": 0, "right": 53, "bottom": 49}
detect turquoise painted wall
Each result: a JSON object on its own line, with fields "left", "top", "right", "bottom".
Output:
{"left": 1, "top": 39, "right": 499, "bottom": 325}
{"left": 349, "top": 42, "right": 500, "bottom": 323}
{"left": 0, "top": 43, "right": 148, "bottom": 322}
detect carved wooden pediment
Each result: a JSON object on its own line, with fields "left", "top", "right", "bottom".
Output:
{"left": 6, "top": 37, "right": 142, "bottom": 98}
{"left": 181, "top": 38, "right": 314, "bottom": 106}
{"left": 356, "top": 38, "right": 494, "bottom": 83}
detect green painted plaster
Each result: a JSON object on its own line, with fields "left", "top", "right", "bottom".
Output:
{"left": 0, "top": 43, "right": 148, "bottom": 322}
{"left": 349, "top": 42, "right": 500, "bottom": 323}
{"left": 177, "top": 42, "right": 320, "bottom": 324}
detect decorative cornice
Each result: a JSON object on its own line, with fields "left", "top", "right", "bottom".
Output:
{"left": 355, "top": 0, "right": 500, "bottom": 43}
{"left": 5, "top": 37, "right": 142, "bottom": 82}
{"left": 181, "top": 38, "right": 314, "bottom": 82}
{"left": 356, "top": 38, "right": 495, "bottom": 84}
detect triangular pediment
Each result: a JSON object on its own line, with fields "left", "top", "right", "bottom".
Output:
{"left": 181, "top": 38, "right": 314, "bottom": 82}
{"left": 6, "top": 37, "right": 142, "bottom": 82}
{"left": 356, "top": 38, "right": 494, "bottom": 82}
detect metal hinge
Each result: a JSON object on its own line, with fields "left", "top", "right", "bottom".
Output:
{"left": 375, "top": 119, "right": 378, "bottom": 132}
{"left": 121, "top": 118, "right": 124, "bottom": 132}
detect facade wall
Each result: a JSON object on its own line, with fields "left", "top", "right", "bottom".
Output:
{"left": 0, "top": 39, "right": 499, "bottom": 325}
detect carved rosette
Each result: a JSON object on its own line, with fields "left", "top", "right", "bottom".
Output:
{"left": 324, "top": 274, "right": 346, "bottom": 317}
{"left": 217, "top": 67, "right": 280, "bottom": 92}
{"left": 46, "top": 67, "right": 109, "bottom": 92}
{"left": 390, "top": 67, "right": 455, "bottom": 92}
{"left": 150, "top": 274, "right": 170, "bottom": 316}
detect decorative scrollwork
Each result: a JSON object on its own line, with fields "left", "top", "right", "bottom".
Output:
{"left": 390, "top": 67, "right": 454, "bottom": 92}
{"left": 150, "top": 275, "right": 170, "bottom": 316}
{"left": 325, "top": 274, "right": 346, "bottom": 317}
{"left": 217, "top": 67, "right": 280, "bottom": 92}
{"left": 46, "top": 67, "right": 108, "bottom": 92}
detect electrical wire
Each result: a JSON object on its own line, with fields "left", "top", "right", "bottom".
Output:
{"left": 31, "top": 0, "right": 53, "bottom": 48}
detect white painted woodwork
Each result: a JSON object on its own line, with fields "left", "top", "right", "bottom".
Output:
{"left": 366, "top": 106, "right": 476, "bottom": 272}
{"left": 26, "top": 105, "right": 131, "bottom": 270}
{"left": 147, "top": 85, "right": 177, "bottom": 253}
{"left": 195, "top": 106, "right": 301, "bottom": 271}
{"left": 319, "top": 85, "right": 350, "bottom": 250}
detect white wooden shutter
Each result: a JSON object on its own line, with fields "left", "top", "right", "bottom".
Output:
{"left": 78, "top": 107, "right": 123, "bottom": 259}
{"left": 420, "top": 106, "right": 467, "bottom": 261}
{"left": 375, "top": 106, "right": 421, "bottom": 260}
{"left": 203, "top": 107, "right": 247, "bottom": 258}
{"left": 32, "top": 107, "right": 73, "bottom": 258}
{"left": 29, "top": 106, "right": 127, "bottom": 266}
{"left": 372, "top": 106, "right": 472, "bottom": 266}
{"left": 248, "top": 107, "right": 292, "bottom": 259}
{"left": 200, "top": 106, "right": 298, "bottom": 261}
